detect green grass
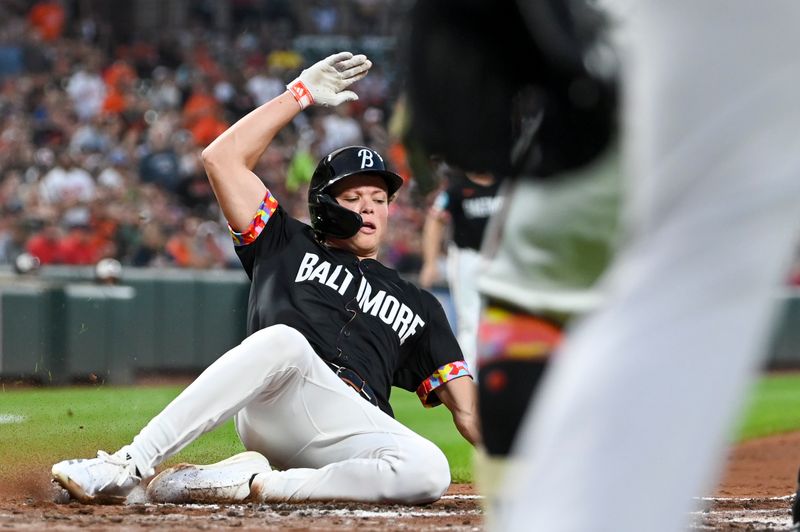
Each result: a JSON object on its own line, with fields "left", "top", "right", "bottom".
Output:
{"left": 734, "top": 372, "right": 800, "bottom": 440}
{"left": 3, "top": 372, "right": 799, "bottom": 486}
{"left": 0, "top": 383, "right": 473, "bottom": 483}
{"left": 392, "top": 389, "right": 473, "bottom": 482}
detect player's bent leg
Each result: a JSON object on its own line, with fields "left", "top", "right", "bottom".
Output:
{"left": 249, "top": 433, "right": 450, "bottom": 504}
{"left": 123, "top": 324, "right": 315, "bottom": 477}
{"left": 52, "top": 324, "right": 318, "bottom": 502}
{"left": 235, "top": 352, "right": 451, "bottom": 504}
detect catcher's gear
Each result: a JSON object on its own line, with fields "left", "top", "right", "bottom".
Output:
{"left": 405, "top": 0, "right": 617, "bottom": 178}
{"left": 287, "top": 52, "right": 372, "bottom": 109}
{"left": 308, "top": 146, "right": 403, "bottom": 239}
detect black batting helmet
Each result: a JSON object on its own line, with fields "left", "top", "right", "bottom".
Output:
{"left": 308, "top": 146, "right": 404, "bottom": 239}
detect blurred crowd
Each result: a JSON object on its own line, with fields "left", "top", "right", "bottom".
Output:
{"left": 0, "top": 0, "right": 425, "bottom": 273}
{"left": 2, "top": 0, "right": 799, "bottom": 285}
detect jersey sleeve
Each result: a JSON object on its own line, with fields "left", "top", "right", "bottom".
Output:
{"left": 231, "top": 189, "right": 296, "bottom": 278}
{"left": 393, "top": 290, "right": 472, "bottom": 408}
{"left": 229, "top": 188, "right": 279, "bottom": 247}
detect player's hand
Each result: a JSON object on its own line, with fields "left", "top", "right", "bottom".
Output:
{"left": 287, "top": 52, "right": 372, "bottom": 109}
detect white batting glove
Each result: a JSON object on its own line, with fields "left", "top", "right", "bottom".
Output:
{"left": 287, "top": 52, "right": 372, "bottom": 109}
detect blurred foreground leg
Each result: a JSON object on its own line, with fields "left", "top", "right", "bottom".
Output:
{"left": 499, "top": 2, "right": 800, "bottom": 531}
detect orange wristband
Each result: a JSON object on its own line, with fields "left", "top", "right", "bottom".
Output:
{"left": 287, "top": 79, "right": 314, "bottom": 109}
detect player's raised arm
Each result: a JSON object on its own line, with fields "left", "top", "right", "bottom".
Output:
{"left": 201, "top": 52, "right": 372, "bottom": 232}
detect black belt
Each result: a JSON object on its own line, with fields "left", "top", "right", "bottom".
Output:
{"left": 325, "top": 361, "right": 379, "bottom": 407}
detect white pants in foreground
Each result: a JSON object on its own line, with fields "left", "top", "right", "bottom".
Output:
{"left": 125, "top": 324, "right": 450, "bottom": 503}
{"left": 499, "top": 1, "right": 800, "bottom": 531}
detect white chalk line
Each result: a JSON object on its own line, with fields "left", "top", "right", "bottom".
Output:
{"left": 691, "top": 512, "right": 792, "bottom": 528}
{"left": 697, "top": 494, "right": 793, "bottom": 502}
{"left": 444, "top": 494, "right": 795, "bottom": 503}
{"left": 0, "top": 413, "right": 25, "bottom": 424}
{"left": 141, "top": 503, "right": 482, "bottom": 519}
{"left": 143, "top": 494, "right": 484, "bottom": 508}
{"left": 312, "top": 508, "right": 483, "bottom": 518}
{"left": 689, "top": 497, "right": 795, "bottom": 529}
{"left": 137, "top": 493, "right": 796, "bottom": 525}
{"left": 699, "top": 509, "right": 788, "bottom": 516}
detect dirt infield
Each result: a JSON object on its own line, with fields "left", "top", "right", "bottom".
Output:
{"left": 0, "top": 482, "right": 482, "bottom": 531}
{"left": 1, "top": 432, "right": 798, "bottom": 531}
{"left": 694, "top": 431, "right": 798, "bottom": 530}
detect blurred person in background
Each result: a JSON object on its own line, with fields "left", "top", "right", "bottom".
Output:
{"left": 66, "top": 54, "right": 106, "bottom": 122}
{"left": 96, "top": 150, "right": 130, "bottom": 192}
{"left": 182, "top": 75, "right": 230, "bottom": 147}
{"left": 25, "top": 218, "right": 62, "bottom": 265}
{"left": 245, "top": 63, "right": 286, "bottom": 107}
{"left": 70, "top": 114, "right": 113, "bottom": 154}
{"left": 38, "top": 149, "right": 96, "bottom": 226}
{"left": 316, "top": 103, "right": 364, "bottom": 156}
{"left": 147, "top": 66, "right": 182, "bottom": 112}
{"left": 175, "top": 144, "right": 218, "bottom": 214}
{"left": 359, "top": 106, "right": 389, "bottom": 156}
{"left": 419, "top": 167, "right": 503, "bottom": 374}
{"left": 27, "top": 0, "right": 65, "bottom": 42}
{"left": 58, "top": 221, "right": 105, "bottom": 265}
{"left": 0, "top": 215, "right": 28, "bottom": 266}
{"left": 130, "top": 221, "right": 169, "bottom": 268}
{"left": 101, "top": 58, "right": 138, "bottom": 118}
{"left": 165, "top": 216, "right": 225, "bottom": 269}
{"left": 0, "top": 168, "right": 27, "bottom": 215}
{"left": 138, "top": 122, "right": 181, "bottom": 192}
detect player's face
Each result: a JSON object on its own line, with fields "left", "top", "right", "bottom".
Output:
{"left": 329, "top": 174, "right": 390, "bottom": 259}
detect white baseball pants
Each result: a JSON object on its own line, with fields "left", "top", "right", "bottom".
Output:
{"left": 446, "top": 244, "right": 483, "bottom": 373}
{"left": 124, "top": 324, "right": 450, "bottom": 503}
{"left": 500, "top": 1, "right": 800, "bottom": 531}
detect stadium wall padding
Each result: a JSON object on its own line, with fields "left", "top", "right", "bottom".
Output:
{"left": 0, "top": 268, "right": 799, "bottom": 383}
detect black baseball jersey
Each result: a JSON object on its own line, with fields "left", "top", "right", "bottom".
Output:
{"left": 433, "top": 176, "right": 502, "bottom": 250}
{"left": 233, "top": 190, "right": 469, "bottom": 417}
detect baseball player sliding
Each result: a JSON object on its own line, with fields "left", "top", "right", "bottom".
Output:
{"left": 51, "top": 52, "right": 480, "bottom": 505}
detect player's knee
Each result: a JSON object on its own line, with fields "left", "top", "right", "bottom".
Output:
{"left": 388, "top": 443, "right": 450, "bottom": 503}
{"left": 243, "top": 324, "right": 313, "bottom": 369}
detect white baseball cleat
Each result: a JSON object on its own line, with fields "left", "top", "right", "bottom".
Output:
{"left": 145, "top": 451, "right": 271, "bottom": 504}
{"left": 51, "top": 450, "right": 142, "bottom": 504}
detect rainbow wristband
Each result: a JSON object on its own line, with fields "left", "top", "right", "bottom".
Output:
{"left": 416, "top": 360, "right": 472, "bottom": 407}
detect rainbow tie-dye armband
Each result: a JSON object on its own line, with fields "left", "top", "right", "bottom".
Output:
{"left": 229, "top": 189, "right": 279, "bottom": 246}
{"left": 416, "top": 360, "right": 472, "bottom": 407}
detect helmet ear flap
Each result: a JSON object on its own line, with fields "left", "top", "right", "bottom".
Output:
{"left": 308, "top": 146, "right": 402, "bottom": 238}
{"left": 309, "top": 193, "right": 363, "bottom": 239}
